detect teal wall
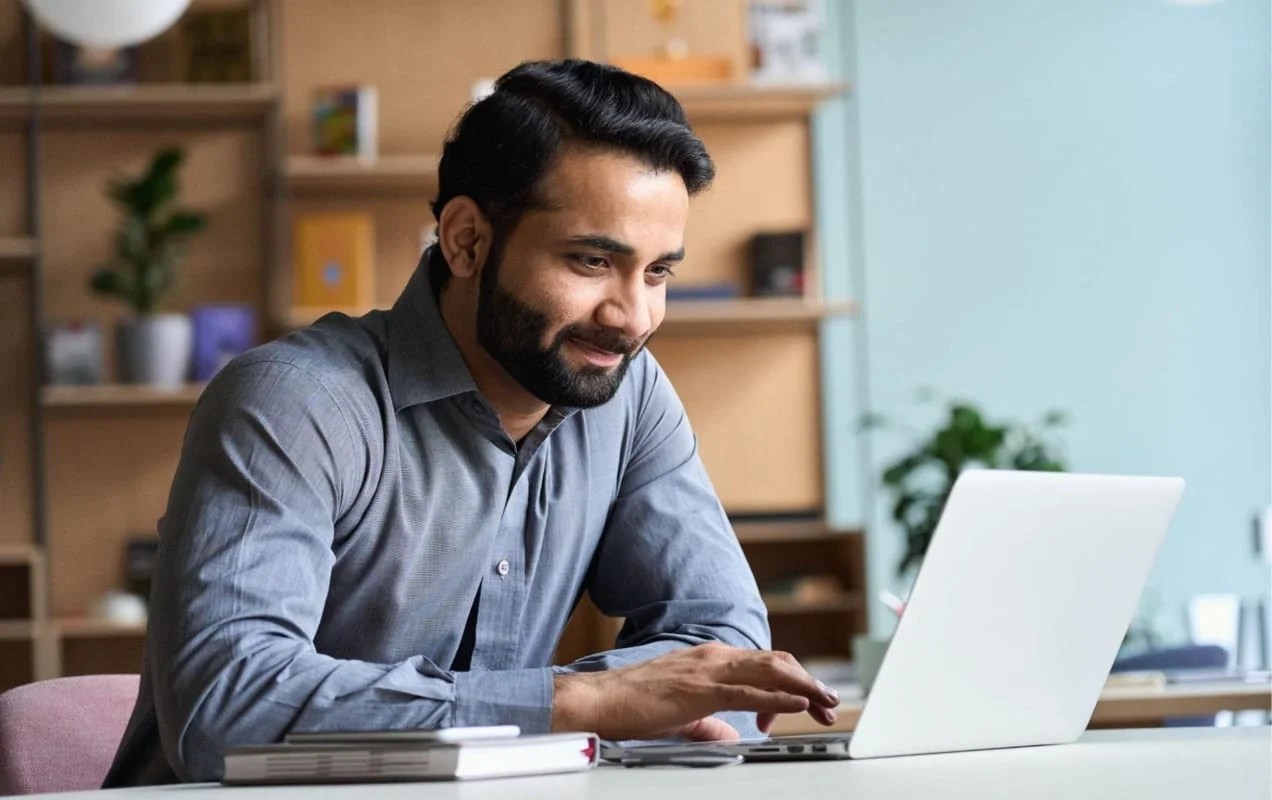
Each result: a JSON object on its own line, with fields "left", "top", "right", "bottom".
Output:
{"left": 815, "top": 0, "right": 1272, "bottom": 638}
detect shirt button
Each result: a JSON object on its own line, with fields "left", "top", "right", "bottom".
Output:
{"left": 495, "top": 559, "right": 510, "bottom": 577}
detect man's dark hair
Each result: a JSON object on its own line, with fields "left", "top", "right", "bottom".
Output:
{"left": 427, "top": 59, "right": 715, "bottom": 289}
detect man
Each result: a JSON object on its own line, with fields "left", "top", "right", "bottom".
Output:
{"left": 104, "top": 59, "right": 837, "bottom": 785}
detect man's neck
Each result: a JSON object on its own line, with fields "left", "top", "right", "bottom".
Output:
{"left": 438, "top": 281, "right": 550, "bottom": 443}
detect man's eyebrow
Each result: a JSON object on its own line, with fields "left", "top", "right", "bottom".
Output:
{"left": 566, "top": 234, "right": 685, "bottom": 262}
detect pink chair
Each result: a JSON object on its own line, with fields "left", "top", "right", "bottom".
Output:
{"left": 0, "top": 675, "right": 139, "bottom": 795}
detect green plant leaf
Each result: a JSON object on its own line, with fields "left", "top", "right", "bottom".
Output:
{"left": 162, "top": 210, "right": 207, "bottom": 236}
{"left": 88, "top": 268, "right": 137, "bottom": 305}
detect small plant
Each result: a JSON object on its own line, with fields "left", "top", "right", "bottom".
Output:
{"left": 90, "top": 147, "right": 207, "bottom": 314}
{"left": 862, "top": 391, "right": 1070, "bottom": 576}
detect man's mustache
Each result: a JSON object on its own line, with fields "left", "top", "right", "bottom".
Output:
{"left": 557, "top": 324, "right": 646, "bottom": 357}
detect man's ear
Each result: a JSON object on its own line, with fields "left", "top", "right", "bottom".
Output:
{"left": 437, "top": 196, "right": 492, "bottom": 280}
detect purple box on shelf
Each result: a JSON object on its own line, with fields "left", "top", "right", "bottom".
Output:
{"left": 191, "top": 305, "right": 258, "bottom": 382}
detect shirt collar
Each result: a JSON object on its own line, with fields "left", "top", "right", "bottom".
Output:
{"left": 387, "top": 261, "right": 478, "bottom": 412}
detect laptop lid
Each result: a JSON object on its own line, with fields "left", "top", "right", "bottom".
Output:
{"left": 849, "top": 470, "right": 1183, "bottom": 759}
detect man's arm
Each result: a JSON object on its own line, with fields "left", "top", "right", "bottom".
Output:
{"left": 151, "top": 359, "right": 554, "bottom": 781}
{"left": 551, "top": 354, "right": 837, "bottom": 738}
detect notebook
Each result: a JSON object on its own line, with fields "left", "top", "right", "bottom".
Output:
{"left": 222, "top": 731, "right": 599, "bottom": 784}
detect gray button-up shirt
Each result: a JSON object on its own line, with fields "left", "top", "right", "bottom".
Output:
{"left": 104, "top": 265, "right": 770, "bottom": 785}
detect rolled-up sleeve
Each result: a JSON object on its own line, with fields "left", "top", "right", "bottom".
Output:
{"left": 151, "top": 360, "right": 553, "bottom": 781}
{"left": 557, "top": 356, "right": 771, "bottom": 735}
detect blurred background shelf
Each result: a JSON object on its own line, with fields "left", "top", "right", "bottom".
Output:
{"left": 0, "top": 621, "right": 39, "bottom": 641}
{"left": 660, "top": 298, "right": 856, "bottom": 334}
{"left": 0, "top": 83, "right": 278, "bottom": 123}
{"left": 674, "top": 82, "right": 848, "bottom": 121}
{"left": 0, "top": 237, "right": 38, "bottom": 262}
{"left": 41, "top": 384, "right": 206, "bottom": 409}
{"left": 762, "top": 593, "right": 863, "bottom": 615}
{"left": 733, "top": 519, "right": 863, "bottom": 543}
{"left": 283, "top": 154, "right": 440, "bottom": 193}
{"left": 52, "top": 618, "right": 147, "bottom": 639}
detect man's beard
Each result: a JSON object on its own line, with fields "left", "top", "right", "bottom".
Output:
{"left": 475, "top": 255, "right": 646, "bottom": 409}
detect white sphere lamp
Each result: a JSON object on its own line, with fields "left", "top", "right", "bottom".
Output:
{"left": 22, "top": 0, "right": 192, "bottom": 49}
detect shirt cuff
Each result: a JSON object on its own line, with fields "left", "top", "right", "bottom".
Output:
{"left": 452, "top": 667, "right": 555, "bottom": 733}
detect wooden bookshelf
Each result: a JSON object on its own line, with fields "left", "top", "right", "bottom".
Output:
{"left": 0, "top": 544, "right": 38, "bottom": 566}
{"left": 284, "top": 154, "right": 440, "bottom": 193}
{"left": 52, "top": 617, "right": 147, "bottom": 639}
{"left": 41, "top": 383, "right": 206, "bottom": 409}
{"left": 0, "top": 84, "right": 277, "bottom": 123}
{"left": 762, "top": 592, "right": 863, "bottom": 615}
{"left": 660, "top": 298, "right": 856, "bottom": 334}
{"left": 675, "top": 83, "right": 849, "bottom": 121}
{"left": 0, "top": 620, "right": 38, "bottom": 641}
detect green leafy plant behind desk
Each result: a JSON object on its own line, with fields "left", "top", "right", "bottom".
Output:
{"left": 863, "top": 393, "right": 1069, "bottom": 576}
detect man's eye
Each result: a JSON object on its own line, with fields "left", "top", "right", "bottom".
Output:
{"left": 648, "top": 264, "right": 676, "bottom": 280}
{"left": 574, "top": 255, "right": 609, "bottom": 270}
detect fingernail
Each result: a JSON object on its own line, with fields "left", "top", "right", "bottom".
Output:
{"left": 817, "top": 680, "right": 839, "bottom": 704}
{"left": 827, "top": 709, "right": 837, "bottom": 723}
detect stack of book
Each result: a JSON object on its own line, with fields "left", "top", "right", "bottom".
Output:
{"left": 222, "top": 726, "right": 599, "bottom": 784}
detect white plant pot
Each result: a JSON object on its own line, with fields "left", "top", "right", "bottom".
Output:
{"left": 116, "top": 313, "right": 192, "bottom": 387}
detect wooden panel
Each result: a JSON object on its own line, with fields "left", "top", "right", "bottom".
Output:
{"left": 0, "top": 0, "right": 24, "bottom": 86}
{"left": 677, "top": 83, "right": 848, "bottom": 122}
{"left": 284, "top": 154, "right": 439, "bottom": 194}
{"left": 60, "top": 636, "right": 144, "bottom": 676}
{"left": 0, "top": 131, "right": 27, "bottom": 236}
{"left": 651, "top": 332, "right": 822, "bottom": 512}
{"left": 39, "top": 128, "right": 264, "bottom": 376}
{"left": 591, "top": 0, "right": 749, "bottom": 78}
{"left": 0, "top": 273, "right": 34, "bottom": 547}
{"left": 45, "top": 410, "right": 191, "bottom": 616}
{"left": 0, "top": 640, "right": 34, "bottom": 692}
{"left": 279, "top": 0, "right": 562, "bottom": 157}
{"left": 682, "top": 121, "right": 813, "bottom": 292}
{"left": 42, "top": 383, "right": 205, "bottom": 409}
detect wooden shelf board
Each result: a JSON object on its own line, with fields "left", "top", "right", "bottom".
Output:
{"left": 733, "top": 519, "right": 862, "bottom": 544}
{"left": 0, "top": 544, "right": 38, "bottom": 565}
{"left": 284, "top": 154, "right": 439, "bottom": 193}
{"left": 285, "top": 306, "right": 375, "bottom": 330}
{"left": 0, "top": 237, "right": 37, "bottom": 261}
{"left": 660, "top": 298, "right": 856, "bottom": 333}
{"left": 0, "top": 620, "right": 38, "bottom": 641}
{"left": 53, "top": 618, "right": 146, "bottom": 638}
{"left": 763, "top": 593, "right": 862, "bottom": 615}
{"left": 675, "top": 82, "right": 849, "bottom": 121}
{"left": 0, "top": 83, "right": 277, "bottom": 123}
{"left": 42, "top": 383, "right": 206, "bottom": 409}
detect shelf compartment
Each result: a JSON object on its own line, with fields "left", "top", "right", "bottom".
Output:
{"left": 0, "top": 83, "right": 278, "bottom": 124}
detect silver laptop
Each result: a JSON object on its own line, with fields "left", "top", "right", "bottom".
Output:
{"left": 606, "top": 470, "right": 1184, "bottom": 762}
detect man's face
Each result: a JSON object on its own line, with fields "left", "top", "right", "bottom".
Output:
{"left": 475, "top": 147, "right": 689, "bottom": 408}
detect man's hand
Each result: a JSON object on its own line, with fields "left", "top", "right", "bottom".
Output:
{"left": 550, "top": 643, "right": 839, "bottom": 740}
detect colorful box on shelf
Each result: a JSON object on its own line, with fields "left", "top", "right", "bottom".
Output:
{"left": 292, "top": 212, "right": 375, "bottom": 311}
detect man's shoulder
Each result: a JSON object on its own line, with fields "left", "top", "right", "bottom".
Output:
{"left": 209, "top": 312, "right": 389, "bottom": 415}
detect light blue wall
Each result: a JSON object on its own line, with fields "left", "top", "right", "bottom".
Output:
{"left": 816, "top": 0, "right": 1272, "bottom": 638}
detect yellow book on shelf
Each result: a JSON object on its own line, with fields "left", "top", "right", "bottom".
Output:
{"left": 292, "top": 212, "right": 374, "bottom": 310}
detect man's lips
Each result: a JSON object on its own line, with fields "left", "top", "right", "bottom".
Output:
{"left": 569, "top": 337, "right": 624, "bottom": 368}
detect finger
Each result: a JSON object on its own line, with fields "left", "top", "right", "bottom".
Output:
{"left": 807, "top": 704, "right": 838, "bottom": 726}
{"left": 717, "top": 685, "right": 810, "bottom": 714}
{"left": 723, "top": 652, "right": 838, "bottom": 708}
{"left": 681, "top": 716, "right": 741, "bottom": 742}
{"left": 756, "top": 712, "right": 775, "bottom": 734}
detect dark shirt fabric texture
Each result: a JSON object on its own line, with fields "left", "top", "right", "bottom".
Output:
{"left": 103, "top": 265, "right": 770, "bottom": 785}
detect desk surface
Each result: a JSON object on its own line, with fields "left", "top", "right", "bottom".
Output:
{"left": 772, "top": 679, "right": 1272, "bottom": 735}
{"left": 35, "top": 727, "right": 1272, "bottom": 800}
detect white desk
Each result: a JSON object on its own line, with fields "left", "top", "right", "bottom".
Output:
{"left": 37, "top": 727, "right": 1271, "bottom": 800}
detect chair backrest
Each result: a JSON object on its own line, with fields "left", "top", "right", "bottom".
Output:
{"left": 0, "top": 674, "right": 139, "bottom": 795}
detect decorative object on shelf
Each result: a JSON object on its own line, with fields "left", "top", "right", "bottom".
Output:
{"left": 610, "top": 0, "right": 734, "bottom": 86}
{"left": 191, "top": 304, "right": 258, "bottom": 381}
{"left": 313, "top": 85, "right": 378, "bottom": 160}
{"left": 862, "top": 392, "right": 1069, "bottom": 576}
{"left": 22, "top": 0, "right": 192, "bottom": 49}
{"left": 89, "top": 590, "right": 148, "bottom": 626}
{"left": 666, "top": 282, "right": 741, "bottom": 301}
{"left": 749, "top": 230, "right": 805, "bottom": 297}
{"left": 90, "top": 147, "right": 208, "bottom": 387}
{"left": 292, "top": 212, "right": 375, "bottom": 313}
{"left": 50, "top": 39, "right": 138, "bottom": 85}
{"left": 181, "top": 4, "right": 254, "bottom": 83}
{"left": 43, "top": 319, "right": 104, "bottom": 385}
{"left": 748, "top": 0, "right": 828, "bottom": 84}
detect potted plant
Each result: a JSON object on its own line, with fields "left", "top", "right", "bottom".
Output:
{"left": 90, "top": 146, "right": 207, "bottom": 387}
{"left": 863, "top": 392, "right": 1070, "bottom": 577}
